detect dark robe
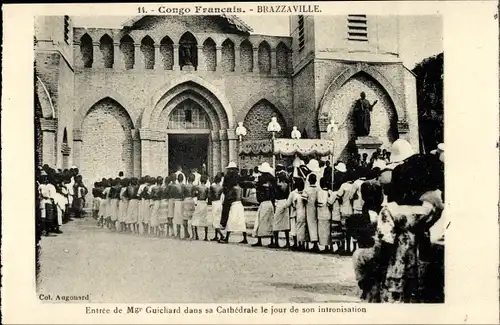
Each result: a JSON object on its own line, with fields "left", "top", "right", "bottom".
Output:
{"left": 354, "top": 98, "right": 374, "bottom": 137}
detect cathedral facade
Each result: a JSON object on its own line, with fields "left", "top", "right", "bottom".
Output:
{"left": 35, "top": 14, "right": 418, "bottom": 185}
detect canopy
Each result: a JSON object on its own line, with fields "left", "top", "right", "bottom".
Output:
{"left": 273, "top": 139, "right": 335, "bottom": 156}
{"left": 239, "top": 139, "right": 334, "bottom": 156}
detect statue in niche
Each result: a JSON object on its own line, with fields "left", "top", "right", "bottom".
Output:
{"left": 181, "top": 42, "right": 194, "bottom": 66}
{"left": 353, "top": 92, "right": 378, "bottom": 137}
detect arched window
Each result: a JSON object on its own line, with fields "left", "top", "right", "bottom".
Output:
{"left": 202, "top": 38, "right": 216, "bottom": 72}
{"left": 179, "top": 32, "right": 198, "bottom": 70}
{"left": 120, "top": 35, "right": 135, "bottom": 70}
{"left": 100, "top": 34, "right": 114, "bottom": 68}
{"left": 80, "top": 33, "right": 93, "bottom": 68}
{"left": 239, "top": 39, "right": 253, "bottom": 73}
{"left": 141, "top": 36, "right": 155, "bottom": 70}
{"left": 221, "top": 39, "right": 235, "bottom": 72}
{"left": 258, "top": 41, "right": 271, "bottom": 74}
{"left": 160, "top": 36, "right": 174, "bottom": 70}
{"left": 276, "top": 42, "right": 289, "bottom": 75}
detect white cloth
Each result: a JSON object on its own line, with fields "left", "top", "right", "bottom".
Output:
{"left": 212, "top": 200, "right": 222, "bottom": 229}
{"left": 226, "top": 201, "right": 246, "bottom": 233}
{"left": 175, "top": 171, "right": 186, "bottom": 184}
{"left": 193, "top": 172, "right": 201, "bottom": 186}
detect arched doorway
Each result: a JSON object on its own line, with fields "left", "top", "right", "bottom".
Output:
{"left": 146, "top": 79, "right": 232, "bottom": 177}
{"left": 165, "top": 99, "right": 212, "bottom": 175}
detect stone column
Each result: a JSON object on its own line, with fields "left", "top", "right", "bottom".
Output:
{"left": 140, "top": 129, "right": 151, "bottom": 176}
{"left": 163, "top": 133, "right": 169, "bottom": 176}
{"left": 271, "top": 49, "right": 277, "bottom": 75}
{"left": 211, "top": 131, "right": 221, "bottom": 175}
{"left": 219, "top": 130, "right": 229, "bottom": 170}
{"left": 252, "top": 47, "right": 259, "bottom": 73}
{"left": 72, "top": 128, "right": 82, "bottom": 169}
{"left": 132, "top": 129, "right": 142, "bottom": 177}
{"left": 113, "top": 42, "right": 121, "bottom": 69}
{"left": 154, "top": 44, "right": 162, "bottom": 70}
{"left": 216, "top": 46, "right": 223, "bottom": 71}
{"left": 207, "top": 139, "right": 213, "bottom": 177}
{"left": 227, "top": 129, "right": 238, "bottom": 164}
{"left": 197, "top": 45, "right": 205, "bottom": 71}
{"left": 134, "top": 43, "right": 143, "bottom": 70}
{"left": 173, "top": 44, "right": 180, "bottom": 70}
{"left": 93, "top": 42, "right": 103, "bottom": 68}
{"left": 234, "top": 45, "right": 241, "bottom": 72}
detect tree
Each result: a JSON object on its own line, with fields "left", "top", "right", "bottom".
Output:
{"left": 412, "top": 52, "right": 444, "bottom": 153}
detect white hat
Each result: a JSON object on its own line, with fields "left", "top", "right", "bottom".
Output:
{"left": 307, "top": 159, "right": 320, "bottom": 173}
{"left": 437, "top": 143, "right": 444, "bottom": 152}
{"left": 372, "top": 159, "right": 387, "bottom": 170}
{"left": 430, "top": 149, "right": 438, "bottom": 155}
{"left": 71, "top": 165, "right": 78, "bottom": 169}
{"left": 258, "top": 162, "right": 274, "bottom": 174}
{"left": 390, "top": 139, "right": 415, "bottom": 163}
{"left": 335, "top": 162, "right": 347, "bottom": 173}
{"left": 226, "top": 161, "right": 237, "bottom": 169}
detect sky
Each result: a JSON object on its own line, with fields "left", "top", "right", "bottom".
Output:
{"left": 72, "top": 15, "right": 443, "bottom": 69}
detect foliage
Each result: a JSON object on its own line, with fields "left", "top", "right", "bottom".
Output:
{"left": 412, "top": 52, "right": 444, "bottom": 153}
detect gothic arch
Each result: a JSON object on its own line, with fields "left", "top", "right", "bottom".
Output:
{"left": 238, "top": 92, "right": 292, "bottom": 128}
{"left": 74, "top": 89, "right": 133, "bottom": 130}
{"left": 157, "top": 91, "right": 219, "bottom": 131}
{"left": 144, "top": 75, "right": 234, "bottom": 129}
{"left": 36, "top": 76, "right": 56, "bottom": 119}
{"left": 318, "top": 64, "right": 405, "bottom": 123}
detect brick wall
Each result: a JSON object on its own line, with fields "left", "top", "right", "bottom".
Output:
{"left": 221, "top": 40, "right": 235, "bottom": 72}
{"left": 120, "top": 39, "right": 135, "bottom": 70}
{"left": 160, "top": 40, "right": 174, "bottom": 70}
{"left": 100, "top": 36, "right": 114, "bottom": 68}
{"left": 140, "top": 39, "right": 155, "bottom": 70}
{"left": 239, "top": 41, "right": 253, "bottom": 73}
{"left": 80, "top": 98, "right": 134, "bottom": 186}
{"left": 243, "top": 100, "right": 287, "bottom": 141}
{"left": 276, "top": 43, "right": 289, "bottom": 75}
{"left": 258, "top": 42, "right": 271, "bottom": 74}
{"left": 203, "top": 39, "right": 216, "bottom": 71}
{"left": 36, "top": 52, "right": 61, "bottom": 110}
{"left": 293, "top": 62, "right": 317, "bottom": 136}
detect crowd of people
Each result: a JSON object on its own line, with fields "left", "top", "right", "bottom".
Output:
{"left": 37, "top": 166, "right": 88, "bottom": 236}
{"left": 37, "top": 138, "right": 445, "bottom": 303}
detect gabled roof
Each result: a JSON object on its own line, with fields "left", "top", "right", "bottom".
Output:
{"left": 122, "top": 15, "right": 253, "bottom": 34}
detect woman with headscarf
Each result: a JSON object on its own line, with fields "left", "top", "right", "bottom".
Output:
{"left": 252, "top": 163, "right": 276, "bottom": 247}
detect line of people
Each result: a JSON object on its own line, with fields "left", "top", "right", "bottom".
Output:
{"left": 37, "top": 166, "right": 88, "bottom": 236}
